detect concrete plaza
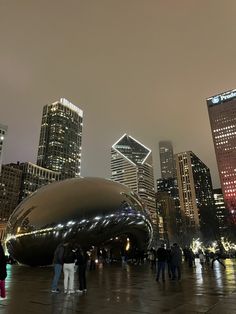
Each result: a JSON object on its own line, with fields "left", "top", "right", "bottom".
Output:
{"left": 1, "top": 259, "right": 236, "bottom": 313}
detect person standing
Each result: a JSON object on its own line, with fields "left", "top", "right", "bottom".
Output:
{"left": 156, "top": 244, "right": 167, "bottom": 282}
{"left": 0, "top": 242, "right": 7, "bottom": 298}
{"left": 170, "top": 243, "right": 182, "bottom": 280}
{"left": 63, "top": 242, "right": 76, "bottom": 294}
{"left": 75, "top": 246, "right": 89, "bottom": 293}
{"left": 89, "top": 247, "right": 97, "bottom": 270}
{"left": 166, "top": 247, "right": 172, "bottom": 279}
{"left": 211, "top": 251, "right": 226, "bottom": 269}
{"left": 51, "top": 242, "right": 66, "bottom": 293}
{"left": 149, "top": 248, "right": 156, "bottom": 270}
{"left": 199, "top": 250, "right": 205, "bottom": 268}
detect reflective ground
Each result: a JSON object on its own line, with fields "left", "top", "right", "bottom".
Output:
{"left": 1, "top": 259, "right": 236, "bottom": 313}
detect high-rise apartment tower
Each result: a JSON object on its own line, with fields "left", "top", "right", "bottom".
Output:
{"left": 37, "top": 98, "right": 83, "bottom": 179}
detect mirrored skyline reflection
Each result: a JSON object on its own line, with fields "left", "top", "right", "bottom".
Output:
{"left": 6, "top": 177, "right": 153, "bottom": 266}
{"left": 2, "top": 1, "right": 236, "bottom": 188}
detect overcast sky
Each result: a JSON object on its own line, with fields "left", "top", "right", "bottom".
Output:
{"left": 1, "top": 0, "right": 236, "bottom": 188}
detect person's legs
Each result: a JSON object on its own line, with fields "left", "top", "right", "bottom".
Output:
{"left": 78, "top": 266, "right": 85, "bottom": 290}
{"left": 217, "top": 258, "right": 226, "bottom": 269}
{"left": 51, "top": 264, "right": 62, "bottom": 291}
{"left": 156, "top": 262, "right": 161, "bottom": 280}
{"left": 83, "top": 267, "right": 87, "bottom": 290}
{"left": 211, "top": 258, "right": 216, "bottom": 269}
{"left": 68, "top": 263, "right": 75, "bottom": 292}
{"left": 0, "top": 280, "right": 5, "bottom": 298}
{"left": 167, "top": 263, "right": 171, "bottom": 278}
{"left": 177, "top": 266, "right": 181, "bottom": 280}
{"left": 171, "top": 265, "right": 176, "bottom": 279}
{"left": 161, "top": 262, "right": 166, "bottom": 281}
{"left": 64, "top": 264, "right": 69, "bottom": 292}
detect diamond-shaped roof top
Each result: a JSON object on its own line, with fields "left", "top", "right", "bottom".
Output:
{"left": 112, "top": 134, "right": 151, "bottom": 165}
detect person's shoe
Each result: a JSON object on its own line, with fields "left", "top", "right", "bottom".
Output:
{"left": 83, "top": 289, "right": 87, "bottom": 293}
{"left": 68, "top": 290, "right": 75, "bottom": 294}
{"left": 76, "top": 290, "right": 83, "bottom": 294}
{"left": 51, "top": 289, "right": 60, "bottom": 293}
{"left": 64, "top": 290, "right": 68, "bottom": 294}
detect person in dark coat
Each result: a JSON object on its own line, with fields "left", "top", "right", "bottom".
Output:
{"left": 170, "top": 243, "right": 182, "bottom": 280}
{"left": 156, "top": 244, "right": 167, "bottom": 282}
{"left": 75, "top": 246, "right": 89, "bottom": 293}
{"left": 166, "top": 248, "right": 172, "bottom": 278}
{"left": 0, "top": 242, "right": 7, "bottom": 298}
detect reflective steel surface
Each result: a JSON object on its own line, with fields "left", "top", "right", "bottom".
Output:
{"left": 6, "top": 177, "right": 153, "bottom": 266}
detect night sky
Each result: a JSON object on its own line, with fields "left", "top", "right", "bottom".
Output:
{"left": 1, "top": 0, "right": 236, "bottom": 188}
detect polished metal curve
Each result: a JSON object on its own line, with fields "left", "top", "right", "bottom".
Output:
{"left": 6, "top": 177, "right": 153, "bottom": 266}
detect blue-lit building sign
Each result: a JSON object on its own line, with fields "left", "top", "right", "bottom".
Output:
{"left": 207, "top": 89, "right": 236, "bottom": 106}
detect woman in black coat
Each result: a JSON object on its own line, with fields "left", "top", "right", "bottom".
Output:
{"left": 0, "top": 242, "right": 7, "bottom": 298}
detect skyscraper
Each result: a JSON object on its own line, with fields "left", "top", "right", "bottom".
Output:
{"left": 19, "top": 162, "right": 60, "bottom": 202}
{"left": 157, "top": 141, "right": 181, "bottom": 244}
{"left": 0, "top": 124, "right": 7, "bottom": 174}
{"left": 111, "top": 134, "right": 157, "bottom": 227}
{"left": 213, "top": 188, "right": 229, "bottom": 236}
{"left": 37, "top": 98, "right": 83, "bottom": 179}
{"left": 175, "top": 151, "right": 215, "bottom": 241}
{"left": 156, "top": 191, "right": 177, "bottom": 244}
{"left": 156, "top": 177, "right": 182, "bottom": 243}
{"left": 207, "top": 89, "right": 236, "bottom": 215}
{"left": 0, "top": 164, "right": 22, "bottom": 221}
{"left": 159, "top": 141, "right": 176, "bottom": 179}
{"left": 0, "top": 163, "right": 22, "bottom": 241}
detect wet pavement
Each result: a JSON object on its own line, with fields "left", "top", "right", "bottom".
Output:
{"left": 1, "top": 259, "right": 236, "bottom": 313}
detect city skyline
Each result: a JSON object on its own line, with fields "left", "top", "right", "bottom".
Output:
{"left": 2, "top": 1, "right": 236, "bottom": 188}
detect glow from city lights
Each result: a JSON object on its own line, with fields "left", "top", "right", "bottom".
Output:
{"left": 190, "top": 238, "right": 203, "bottom": 254}
{"left": 125, "top": 238, "right": 130, "bottom": 251}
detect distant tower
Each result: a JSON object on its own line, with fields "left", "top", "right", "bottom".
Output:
{"left": 0, "top": 124, "right": 7, "bottom": 174}
{"left": 111, "top": 134, "right": 157, "bottom": 226}
{"left": 213, "top": 188, "right": 229, "bottom": 236}
{"left": 175, "top": 151, "right": 215, "bottom": 241}
{"left": 157, "top": 141, "right": 181, "bottom": 244}
{"left": 37, "top": 98, "right": 83, "bottom": 179}
{"left": 159, "top": 141, "right": 176, "bottom": 179}
{"left": 207, "top": 89, "right": 236, "bottom": 216}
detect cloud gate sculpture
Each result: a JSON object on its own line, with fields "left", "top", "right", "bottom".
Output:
{"left": 6, "top": 177, "right": 153, "bottom": 266}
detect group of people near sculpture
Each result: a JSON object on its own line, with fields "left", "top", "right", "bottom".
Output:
{"left": 51, "top": 240, "right": 92, "bottom": 294}
{"left": 0, "top": 239, "right": 228, "bottom": 299}
{"left": 149, "top": 243, "right": 226, "bottom": 283}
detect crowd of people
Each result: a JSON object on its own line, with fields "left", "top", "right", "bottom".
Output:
{"left": 147, "top": 243, "right": 226, "bottom": 283}
{"left": 0, "top": 240, "right": 228, "bottom": 299}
